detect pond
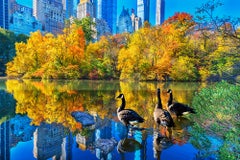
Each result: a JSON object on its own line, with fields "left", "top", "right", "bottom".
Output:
{"left": 0, "top": 79, "right": 209, "bottom": 160}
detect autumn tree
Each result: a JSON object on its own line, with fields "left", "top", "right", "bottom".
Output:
{"left": 73, "top": 17, "right": 96, "bottom": 44}
{"left": 6, "top": 24, "right": 85, "bottom": 79}
{"left": 84, "top": 33, "right": 129, "bottom": 79}
{"left": 193, "top": 0, "right": 240, "bottom": 81}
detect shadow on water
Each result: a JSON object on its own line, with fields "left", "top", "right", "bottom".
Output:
{"left": 0, "top": 79, "right": 211, "bottom": 160}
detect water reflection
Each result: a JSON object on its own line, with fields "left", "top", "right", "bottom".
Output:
{"left": 0, "top": 79, "right": 202, "bottom": 160}
{"left": 33, "top": 123, "right": 66, "bottom": 160}
{"left": 153, "top": 130, "right": 173, "bottom": 160}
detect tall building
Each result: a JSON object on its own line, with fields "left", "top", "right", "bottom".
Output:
{"left": 77, "top": 0, "right": 94, "bottom": 20}
{"left": 0, "top": 121, "right": 10, "bottom": 160}
{"left": 130, "top": 9, "right": 142, "bottom": 32}
{"left": 33, "top": 0, "right": 65, "bottom": 35}
{"left": 94, "top": 0, "right": 117, "bottom": 34}
{"left": 62, "top": 0, "right": 74, "bottom": 19}
{"left": 117, "top": 7, "right": 133, "bottom": 34}
{"left": 9, "top": 1, "right": 42, "bottom": 35}
{"left": 156, "top": 0, "right": 165, "bottom": 25}
{"left": 0, "top": 0, "right": 9, "bottom": 29}
{"left": 137, "top": 0, "right": 150, "bottom": 25}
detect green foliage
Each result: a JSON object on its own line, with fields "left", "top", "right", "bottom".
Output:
{"left": 73, "top": 17, "right": 96, "bottom": 44}
{"left": 0, "top": 28, "right": 28, "bottom": 75}
{"left": 190, "top": 81, "right": 240, "bottom": 159}
{"left": 170, "top": 56, "right": 199, "bottom": 81}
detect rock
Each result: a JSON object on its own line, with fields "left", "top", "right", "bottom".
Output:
{"left": 95, "top": 138, "right": 118, "bottom": 154}
{"left": 71, "top": 111, "right": 95, "bottom": 126}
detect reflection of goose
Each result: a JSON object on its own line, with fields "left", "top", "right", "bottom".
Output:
{"left": 154, "top": 88, "right": 174, "bottom": 136}
{"left": 167, "top": 89, "right": 196, "bottom": 117}
{"left": 153, "top": 131, "right": 173, "bottom": 160}
{"left": 116, "top": 94, "right": 144, "bottom": 129}
{"left": 173, "top": 116, "right": 192, "bottom": 130}
{"left": 171, "top": 117, "right": 191, "bottom": 145}
{"left": 117, "top": 138, "right": 142, "bottom": 153}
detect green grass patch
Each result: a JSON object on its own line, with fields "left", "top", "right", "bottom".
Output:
{"left": 190, "top": 81, "right": 240, "bottom": 159}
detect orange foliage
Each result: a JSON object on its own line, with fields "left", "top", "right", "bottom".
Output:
{"left": 6, "top": 80, "right": 85, "bottom": 132}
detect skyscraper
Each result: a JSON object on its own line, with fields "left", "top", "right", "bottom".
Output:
{"left": 0, "top": 0, "right": 9, "bottom": 29}
{"left": 62, "top": 0, "right": 74, "bottom": 19}
{"left": 94, "top": 0, "right": 117, "bottom": 34}
{"left": 137, "top": 0, "right": 150, "bottom": 25}
{"left": 118, "top": 7, "right": 133, "bottom": 34}
{"left": 0, "top": 121, "right": 10, "bottom": 160}
{"left": 33, "top": 0, "right": 65, "bottom": 35}
{"left": 156, "top": 0, "right": 165, "bottom": 25}
{"left": 77, "top": 0, "right": 94, "bottom": 20}
{"left": 8, "top": 1, "right": 42, "bottom": 35}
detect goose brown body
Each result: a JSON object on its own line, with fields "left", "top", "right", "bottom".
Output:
{"left": 154, "top": 89, "right": 174, "bottom": 128}
{"left": 116, "top": 94, "right": 144, "bottom": 127}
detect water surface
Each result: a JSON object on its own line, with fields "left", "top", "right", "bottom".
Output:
{"left": 0, "top": 79, "right": 205, "bottom": 160}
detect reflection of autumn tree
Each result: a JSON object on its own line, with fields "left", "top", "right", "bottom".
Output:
{"left": 6, "top": 80, "right": 84, "bottom": 132}
{"left": 6, "top": 80, "right": 121, "bottom": 130}
{"left": 118, "top": 82, "right": 159, "bottom": 127}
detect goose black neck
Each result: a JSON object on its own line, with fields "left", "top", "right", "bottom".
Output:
{"left": 118, "top": 97, "right": 126, "bottom": 112}
{"left": 167, "top": 92, "right": 173, "bottom": 106}
{"left": 157, "top": 90, "right": 163, "bottom": 109}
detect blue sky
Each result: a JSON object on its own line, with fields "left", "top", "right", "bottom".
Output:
{"left": 118, "top": 0, "right": 240, "bottom": 24}
{"left": 17, "top": 0, "right": 240, "bottom": 25}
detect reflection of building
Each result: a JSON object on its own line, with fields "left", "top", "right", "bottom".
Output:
{"left": 76, "top": 130, "right": 95, "bottom": 151}
{"left": 0, "top": 0, "right": 9, "bottom": 29}
{"left": 95, "top": 118, "right": 113, "bottom": 160}
{"left": 33, "top": 123, "right": 66, "bottom": 160}
{"left": 156, "top": 0, "right": 165, "bottom": 25}
{"left": 0, "top": 121, "right": 10, "bottom": 160}
{"left": 33, "top": 0, "right": 65, "bottom": 35}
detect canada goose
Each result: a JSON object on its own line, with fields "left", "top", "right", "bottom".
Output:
{"left": 167, "top": 89, "right": 196, "bottom": 117}
{"left": 153, "top": 88, "right": 174, "bottom": 136}
{"left": 116, "top": 94, "right": 144, "bottom": 129}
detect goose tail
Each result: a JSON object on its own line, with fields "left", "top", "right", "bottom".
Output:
{"left": 189, "top": 108, "right": 196, "bottom": 114}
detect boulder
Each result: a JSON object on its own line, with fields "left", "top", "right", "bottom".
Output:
{"left": 95, "top": 138, "right": 118, "bottom": 154}
{"left": 71, "top": 111, "right": 95, "bottom": 126}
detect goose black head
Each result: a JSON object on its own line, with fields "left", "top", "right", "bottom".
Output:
{"left": 167, "top": 89, "right": 172, "bottom": 93}
{"left": 116, "top": 93, "right": 124, "bottom": 99}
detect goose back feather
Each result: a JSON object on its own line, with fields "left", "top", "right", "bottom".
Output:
{"left": 167, "top": 89, "right": 196, "bottom": 117}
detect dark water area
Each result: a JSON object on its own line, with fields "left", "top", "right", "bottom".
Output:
{"left": 0, "top": 79, "right": 211, "bottom": 160}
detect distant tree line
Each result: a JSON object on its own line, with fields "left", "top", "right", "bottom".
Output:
{"left": 3, "top": 1, "right": 240, "bottom": 82}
